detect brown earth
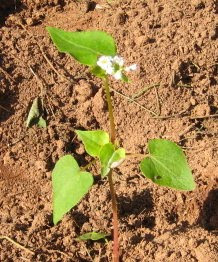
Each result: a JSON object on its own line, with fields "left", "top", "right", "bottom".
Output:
{"left": 0, "top": 0, "right": 218, "bottom": 261}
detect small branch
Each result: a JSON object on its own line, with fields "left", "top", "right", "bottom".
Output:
{"left": 0, "top": 235, "right": 74, "bottom": 259}
{"left": 190, "top": 114, "right": 218, "bottom": 120}
{"left": 29, "top": 66, "right": 45, "bottom": 98}
{"left": 39, "top": 46, "right": 73, "bottom": 84}
{"left": 18, "top": 22, "right": 73, "bottom": 84}
{"left": 7, "top": 134, "right": 27, "bottom": 147}
{"left": 0, "top": 104, "right": 11, "bottom": 113}
{"left": 96, "top": 246, "right": 103, "bottom": 262}
{"left": 131, "top": 83, "right": 160, "bottom": 100}
{"left": 29, "top": 65, "right": 56, "bottom": 117}
{"left": 152, "top": 113, "right": 218, "bottom": 120}
{"left": 178, "top": 123, "right": 196, "bottom": 138}
{"left": 154, "top": 86, "right": 161, "bottom": 116}
{"left": 152, "top": 112, "right": 188, "bottom": 120}
{"left": 111, "top": 88, "right": 157, "bottom": 117}
{"left": 0, "top": 235, "right": 34, "bottom": 255}
{"left": 81, "top": 243, "right": 93, "bottom": 261}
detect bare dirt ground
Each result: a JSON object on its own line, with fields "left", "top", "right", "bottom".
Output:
{"left": 0, "top": 0, "right": 217, "bottom": 261}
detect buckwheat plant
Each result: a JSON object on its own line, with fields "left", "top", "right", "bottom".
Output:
{"left": 47, "top": 27, "right": 195, "bottom": 262}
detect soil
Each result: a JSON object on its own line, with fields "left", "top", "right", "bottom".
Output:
{"left": 0, "top": 0, "right": 218, "bottom": 261}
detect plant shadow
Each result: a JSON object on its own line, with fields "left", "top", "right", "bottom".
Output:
{"left": 118, "top": 189, "right": 155, "bottom": 230}
{"left": 69, "top": 210, "right": 90, "bottom": 230}
{"left": 198, "top": 188, "right": 218, "bottom": 231}
{"left": 0, "top": 53, "right": 19, "bottom": 122}
{"left": 0, "top": 87, "right": 17, "bottom": 122}
{"left": 173, "top": 60, "right": 199, "bottom": 86}
{"left": 0, "top": 0, "right": 24, "bottom": 26}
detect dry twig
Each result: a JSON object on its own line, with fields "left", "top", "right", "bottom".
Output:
{"left": 131, "top": 83, "right": 160, "bottom": 100}
{"left": 0, "top": 104, "right": 11, "bottom": 113}
{"left": 29, "top": 66, "right": 45, "bottom": 97}
{"left": 0, "top": 235, "right": 34, "bottom": 255}
{"left": 154, "top": 86, "right": 161, "bottom": 116}
{"left": 190, "top": 114, "right": 218, "bottom": 120}
{"left": 29, "top": 65, "right": 55, "bottom": 116}
{"left": 18, "top": 22, "right": 74, "bottom": 84}
{"left": 178, "top": 123, "right": 196, "bottom": 137}
{"left": 111, "top": 88, "right": 157, "bottom": 116}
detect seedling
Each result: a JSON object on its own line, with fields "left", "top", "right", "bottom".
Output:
{"left": 77, "top": 232, "right": 109, "bottom": 242}
{"left": 47, "top": 27, "right": 196, "bottom": 262}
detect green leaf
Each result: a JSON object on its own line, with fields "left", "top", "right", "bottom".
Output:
{"left": 37, "top": 116, "right": 47, "bottom": 128}
{"left": 99, "top": 143, "right": 125, "bottom": 177}
{"left": 26, "top": 97, "right": 46, "bottom": 128}
{"left": 77, "top": 232, "right": 109, "bottom": 241}
{"left": 75, "top": 130, "right": 109, "bottom": 157}
{"left": 47, "top": 27, "right": 116, "bottom": 66}
{"left": 140, "top": 139, "right": 196, "bottom": 191}
{"left": 26, "top": 97, "right": 40, "bottom": 127}
{"left": 91, "top": 65, "right": 106, "bottom": 78}
{"left": 52, "top": 155, "right": 93, "bottom": 224}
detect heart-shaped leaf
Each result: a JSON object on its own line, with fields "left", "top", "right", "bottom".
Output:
{"left": 76, "top": 130, "right": 109, "bottom": 157}
{"left": 52, "top": 155, "right": 93, "bottom": 224}
{"left": 47, "top": 27, "right": 116, "bottom": 66}
{"left": 99, "top": 143, "right": 125, "bottom": 177}
{"left": 140, "top": 139, "right": 196, "bottom": 191}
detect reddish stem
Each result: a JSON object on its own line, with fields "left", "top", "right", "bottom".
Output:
{"left": 103, "top": 76, "right": 119, "bottom": 262}
{"left": 108, "top": 170, "right": 119, "bottom": 262}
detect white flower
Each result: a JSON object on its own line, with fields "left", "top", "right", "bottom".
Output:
{"left": 97, "top": 56, "right": 113, "bottom": 71}
{"left": 96, "top": 55, "right": 137, "bottom": 81}
{"left": 113, "top": 56, "right": 124, "bottom": 67}
{"left": 105, "top": 65, "right": 114, "bottom": 75}
{"left": 113, "top": 70, "right": 122, "bottom": 80}
{"left": 125, "top": 64, "right": 137, "bottom": 72}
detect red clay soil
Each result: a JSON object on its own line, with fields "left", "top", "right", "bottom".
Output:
{"left": 0, "top": 0, "right": 217, "bottom": 261}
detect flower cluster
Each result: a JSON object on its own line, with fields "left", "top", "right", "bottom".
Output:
{"left": 97, "top": 55, "right": 137, "bottom": 80}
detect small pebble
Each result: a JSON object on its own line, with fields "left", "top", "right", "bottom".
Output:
{"left": 26, "top": 17, "right": 38, "bottom": 26}
{"left": 190, "top": 97, "right": 197, "bottom": 106}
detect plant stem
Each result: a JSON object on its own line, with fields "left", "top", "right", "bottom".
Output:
{"left": 104, "top": 76, "right": 116, "bottom": 143}
{"left": 108, "top": 170, "right": 119, "bottom": 262}
{"left": 103, "top": 76, "right": 119, "bottom": 262}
